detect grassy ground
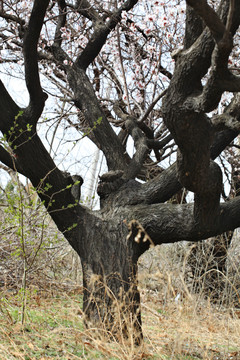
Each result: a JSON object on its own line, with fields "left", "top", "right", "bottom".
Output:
{"left": 0, "top": 285, "right": 239, "bottom": 360}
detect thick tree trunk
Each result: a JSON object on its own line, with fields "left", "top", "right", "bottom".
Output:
{"left": 79, "top": 214, "right": 143, "bottom": 344}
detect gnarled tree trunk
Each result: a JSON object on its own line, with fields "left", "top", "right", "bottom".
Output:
{"left": 1, "top": 0, "right": 240, "bottom": 345}
{"left": 80, "top": 215, "right": 143, "bottom": 343}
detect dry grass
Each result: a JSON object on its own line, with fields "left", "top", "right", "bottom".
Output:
{"left": 141, "top": 289, "right": 240, "bottom": 359}
{"left": 0, "top": 280, "right": 240, "bottom": 360}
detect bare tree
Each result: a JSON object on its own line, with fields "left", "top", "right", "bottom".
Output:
{"left": 0, "top": 0, "right": 240, "bottom": 342}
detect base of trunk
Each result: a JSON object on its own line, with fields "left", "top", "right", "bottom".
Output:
{"left": 80, "top": 217, "right": 144, "bottom": 345}
{"left": 82, "top": 271, "right": 143, "bottom": 345}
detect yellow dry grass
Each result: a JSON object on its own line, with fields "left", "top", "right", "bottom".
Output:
{"left": 0, "top": 283, "right": 239, "bottom": 360}
{"left": 141, "top": 290, "right": 240, "bottom": 359}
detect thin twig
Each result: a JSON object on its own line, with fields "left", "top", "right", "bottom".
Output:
{"left": 138, "top": 89, "right": 167, "bottom": 124}
{"left": 116, "top": 24, "right": 132, "bottom": 114}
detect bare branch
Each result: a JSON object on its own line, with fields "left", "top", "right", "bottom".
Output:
{"left": 211, "top": 113, "right": 240, "bottom": 132}
{"left": 146, "top": 134, "right": 173, "bottom": 151}
{"left": 211, "top": 93, "right": 240, "bottom": 131}
{"left": 184, "top": 4, "right": 204, "bottom": 49}
{"left": 54, "top": 0, "right": 67, "bottom": 48}
{"left": 23, "top": 0, "right": 49, "bottom": 121}
{"left": 67, "top": 66, "right": 128, "bottom": 171}
{"left": 0, "top": 145, "right": 27, "bottom": 176}
{"left": 125, "top": 117, "right": 149, "bottom": 180}
{"left": 138, "top": 90, "right": 166, "bottom": 124}
{"left": 186, "top": 0, "right": 227, "bottom": 44}
{"left": 129, "top": 195, "right": 240, "bottom": 246}
{"left": 112, "top": 104, "right": 149, "bottom": 178}
{"left": 226, "top": 0, "right": 235, "bottom": 33}
{"left": 116, "top": 25, "right": 131, "bottom": 114}
{"left": 73, "top": 0, "right": 99, "bottom": 21}
{"left": 76, "top": 0, "right": 139, "bottom": 69}
{"left": 182, "top": 0, "right": 239, "bottom": 113}
{"left": 0, "top": 10, "right": 25, "bottom": 26}
{"left": 0, "top": 79, "right": 20, "bottom": 133}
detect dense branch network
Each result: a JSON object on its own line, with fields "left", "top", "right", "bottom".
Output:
{"left": 0, "top": 0, "right": 239, "bottom": 252}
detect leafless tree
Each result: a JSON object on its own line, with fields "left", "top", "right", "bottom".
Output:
{"left": 0, "top": 0, "right": 240, "bottom": 342}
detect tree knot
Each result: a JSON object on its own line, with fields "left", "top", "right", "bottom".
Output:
{"left": 97, "top": 170, "right": 124, "bottom": 198}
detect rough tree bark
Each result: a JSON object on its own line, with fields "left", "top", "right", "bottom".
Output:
{"left": 0, "top": 0, "right": 240, "bottom": 342}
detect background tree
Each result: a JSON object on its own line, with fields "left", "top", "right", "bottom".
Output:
{"left": 0, "top": 0, "right": 240, "bottom": 342}
{"left": 185, "top": 141, "right": 240, "bottom": 300}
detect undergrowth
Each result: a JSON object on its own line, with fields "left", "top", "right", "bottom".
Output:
{"left": 0, "top": 283, "right": 239, "bottom": 360}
